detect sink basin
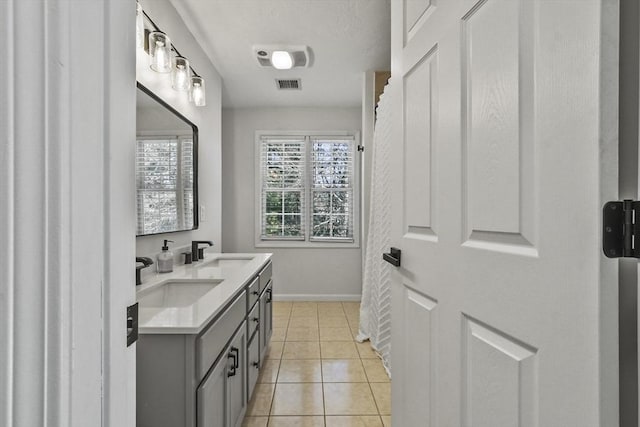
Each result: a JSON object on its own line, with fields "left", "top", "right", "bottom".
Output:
{"left": 197, "top": 256, "right": 253, "bottom": 269}
{"left": 138, "top": 279, "right": 222, "bottom": 308}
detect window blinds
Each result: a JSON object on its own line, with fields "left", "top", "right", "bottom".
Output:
{"left": 310, "top": 137, "right": 355, "bottom": 241}
{"left": 136, "top": 137, "right": 193, "bottom": 235}
{"left": 260, "top": 137, "right": 306, "bottom": 239}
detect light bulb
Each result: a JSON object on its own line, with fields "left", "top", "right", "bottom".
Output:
{"left": 271, "top": 51, "right": 293, "bottom": 70}
{"left": 149, "top": 31, "right": 172, "bottom": 73}
{"left": 171, "top": 57, "right": 191, "bottom": 91}
{"left": 136, "top": 2, "right": 145, "bottom": 49}
{"left": 190, "top": 76, "right": 206, "bottom": 107}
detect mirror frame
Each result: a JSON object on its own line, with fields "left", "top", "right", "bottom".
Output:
{"left": 136, "top": 82, "right": 199, "bottom": 236}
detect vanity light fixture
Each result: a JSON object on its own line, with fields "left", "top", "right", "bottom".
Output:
{"left": 172, "top": 56, "right": 191, "bottom": 91}
{"left": 138, "top": 5, "right": 207, "bottom": 106}
{"left": 271, "top": 51, "right": 294, "bottom": 70}
{"left": 149, "top": 31, "right": 172, "bottom": 73}
{"left": 190, "top": 76, "right": 206, "bottom": 107}
{"left": 136, "top": 1, "right": 145, "bottom": 50}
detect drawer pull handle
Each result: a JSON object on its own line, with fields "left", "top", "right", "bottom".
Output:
{"left": 252, "top": 361, "right": 260, "bottom": 369}
{"left": 266, "top": 288, "right": 272, "bottom": 303}
{"left": 253, "top": 317, "right": 260, "bottom": 324}
{"left": 230, "top": 346, "right": 240, "bottom": 369}
{"left": 252, "top": 290, "right": 259, "bottom": 296}
{"left": 227, "top": 352, "right": 237, "bottom": 377}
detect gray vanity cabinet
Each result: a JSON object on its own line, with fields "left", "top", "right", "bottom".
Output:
{"left": 137, "top": 259, "right": 272, "bottom": 427}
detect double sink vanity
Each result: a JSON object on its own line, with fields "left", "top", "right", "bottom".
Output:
{"left": 136, "top": 253, "right": 273, "bottom": 427}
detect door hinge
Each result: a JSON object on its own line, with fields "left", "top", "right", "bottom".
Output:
{"left": 603, "top": 200, "right": 640, "bottom": 258}
{"left": 357, "top": 145, "right": 364, "bottom": 152}
{"left": 126, "top": 302, "right": 139, "bottom": 347}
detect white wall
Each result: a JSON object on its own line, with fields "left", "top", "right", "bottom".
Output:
{"left": 136, "top": 0, "right": 223, "bottom": 275}
{"left": 222, "top": 107, "right": 363, "bottom": 299}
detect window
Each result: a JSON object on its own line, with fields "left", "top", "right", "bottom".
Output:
{"left": 136, "top": 136, "right": 194, "bottom": 235}
{"left": 257, "top": 132, "right": 359, "bottom": 246}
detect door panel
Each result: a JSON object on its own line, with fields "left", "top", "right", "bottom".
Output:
{"left": 462, "top": 316, "right": 537, "bottom": 427}
{"left": 404, "top": 46, "right": 438, "bottom": 238}
{"left": 461, "top": 0, "right": 536, "bottom": 251}
{"left": 390, "top": 0, "right": 619, "bottom": 425}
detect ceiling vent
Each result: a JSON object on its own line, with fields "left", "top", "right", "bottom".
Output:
{"left": 276, "top": 79, "right": 302, "bottom": 90}
{"left": 254, "top": 45, "right": 312, "bottom": 68}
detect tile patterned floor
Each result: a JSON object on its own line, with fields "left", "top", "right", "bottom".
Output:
{"left": 243, "top": 301, "right": 391, "bottom": 427}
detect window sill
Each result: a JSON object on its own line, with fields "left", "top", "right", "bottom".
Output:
{"left": 254, "top": 240, "right": 360, "bottom": 249}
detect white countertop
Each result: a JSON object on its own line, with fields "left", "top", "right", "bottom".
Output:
{"left": 136, "top": 252, "right": 272, "bottom": 334}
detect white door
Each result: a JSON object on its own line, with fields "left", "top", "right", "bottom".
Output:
{"left": 389, "top": 0, "right": 619, "bottom": 426}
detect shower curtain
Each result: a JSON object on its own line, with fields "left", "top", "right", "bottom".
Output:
{"left": 357, "top": 80, "right": 394, "bottom": 377}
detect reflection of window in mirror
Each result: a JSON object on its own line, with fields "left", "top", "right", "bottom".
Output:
{"left": 136, "top": 83, "right": 198, "bottom": 236}
{"left": 136, "top": 135, "right": 194, "bottom": 235}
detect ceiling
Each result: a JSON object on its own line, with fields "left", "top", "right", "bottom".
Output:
{"left": 171, "top": 0, "right": 391, "bottom": 108}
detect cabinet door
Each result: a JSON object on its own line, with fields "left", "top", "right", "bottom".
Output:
{"left": 265, "top": 283, "right": 273, "bottom": 344}
{"left": 226, "top": 322, "right": 247, "bottom": 427}
{"left": 197, "top": 350, "right": 230, "bottom": 427}
{"left": 247, "top": 333, "right": 260, "bottom": 401}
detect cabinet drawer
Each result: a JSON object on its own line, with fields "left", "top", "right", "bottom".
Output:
{"left": 258, "top": 261, "right": 272, "bottom": 293}
{"left": 247, "top": 276, "right": 260, "bottom": 309}
{"left": 246, "top": 333, "right": 260, "bottom": 401}
{"left": 197, "top": 291, "right": 247, "bottom": 380}
{"left": 247, "top": 302, "right": 260, "bottom": 341}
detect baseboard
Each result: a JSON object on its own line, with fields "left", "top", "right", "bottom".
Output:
{"left": 272, "top": 294, "right": 362, "bottom": 302}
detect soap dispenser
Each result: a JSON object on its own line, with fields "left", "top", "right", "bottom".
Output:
{"left": 157, "top": 240, "right": 174, "bottom": 273}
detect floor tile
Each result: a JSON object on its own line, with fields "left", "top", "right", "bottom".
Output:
{"left": 271, "top": 383, "right": 324, "bottom": 416}
{"left": 268, "top": 416, "right": 325, "bottom": 426}
{"left": 291, "top": 303, "right": 318, "bottom": 317}
{"left": 361, "top": 359, "right": 389, "bottom": 383}
{"left": 282, "top": 341, "right": 321, "bottom": 359}
{"left": 317, "top": 303, "right": 346, "bottom": 316}
{"left": 278, "top": 359, "right": 322, "bottom": 383}
{"left": 325, "top": 416, "right": 383, "bottom": 427}
{"left": 320, "top": 341, "right": 359, "bottom": 359}
{"left": 341, "top": 302, "right": 361, "bottom": 312}
{"left": 242, "top": 416, "right": 269, "bottom": 427}
{"left": 323, "top": 383, "right": 378, "bottom": 415}
{"left": 286, "top": 327, "right": 320, "bottom": 342}
{"left": 246, "top": 383, "right": 275, "bottom": 416}
{"left": 273, "top": 302, "right": 293, "bottom": 316}
{"left": 369, "top": 383, "right": 391, "bottom": 415}
{"left": 320, "top": 327, "right": 353, "bottom": 341}
{"left": 381, "top": 416, "right": 391, "bottom": 427}
{"left": 355, "top": 341, "right": 378, "bottom": 359}
{"left": 321, "top": 359, "right": 368, "bottom": 382}
{"left": 272, "top": 328, "right": 287, "bottom": 341}
{"left": 319, "top": 316, "right": 349, "bottom": 328}
{"left": 257, "top": 359, "right": 280, "bottom": 383}
{"left": 266, "top": 341, "right": 284, "bottom": 360}
{"left": 288, "top": 316, "right": 320, "bottom": 328}
{"left": 273, "top": 315, "right": 290, "bottom": 329}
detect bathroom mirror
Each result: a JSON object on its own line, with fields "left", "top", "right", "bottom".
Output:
{"left": 136, "top": 83, "right": 199, "bottom": 236}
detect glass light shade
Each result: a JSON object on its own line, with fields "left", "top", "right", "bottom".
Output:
{"left": 149, "top": 31, "right": 172, "bottom": 73}
{"left": 190, "top": 76, "right": 206, "bottom": 107}
{"left": 136, "top": 2, "right": 145, "bottom": 49}
{"left": 171, "top": 57, "right": 191, "bottom": 91}
{"left": 271, "top": 51, "right": 293, "bottom": 70}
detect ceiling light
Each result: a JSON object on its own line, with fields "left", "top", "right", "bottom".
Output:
{"left": 271, "top": 51, "right": 293, "bottom": 70}
{"left": 149, "top": 31, "right": 172, "bottom": 73}
{"left": 172, "top": 56, "right": 191, "bottom": 91}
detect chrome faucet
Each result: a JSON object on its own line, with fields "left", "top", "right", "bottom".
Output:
{"left": 191, "top": 240, "right": 214, "bottom": 262}
{"left": 135, "top": 257, "right": 154, "bottom": 286}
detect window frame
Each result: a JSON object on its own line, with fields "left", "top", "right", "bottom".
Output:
{"left": 255, "top": 130, "right": 361, "bottom": 248}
